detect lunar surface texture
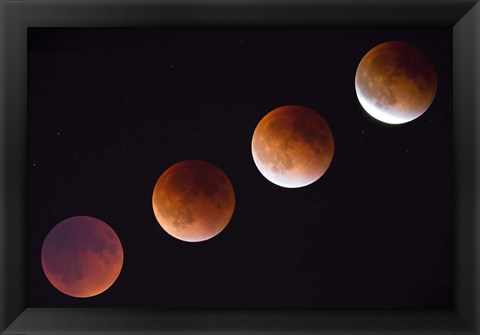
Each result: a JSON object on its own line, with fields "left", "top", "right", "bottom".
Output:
{"left": 355, "top": 41, "right": 437, "bottom": 124}
{"left": 152, "top": 160, "right": 235, "bottom": 242}
{"left": 251, "top": 105, "right": 334, "bottom": 188}
{"left": 41, "top": 216, "right": 124, "bottom": 298}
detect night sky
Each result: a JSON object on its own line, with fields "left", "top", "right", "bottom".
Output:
{"left": 27, "top": 27, "right": 453, "bottom": 309}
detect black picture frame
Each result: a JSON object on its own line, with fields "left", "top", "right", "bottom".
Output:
{"left": 1, "top": 0, "right": 479, "bottom": 334}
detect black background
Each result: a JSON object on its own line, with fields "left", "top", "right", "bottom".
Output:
{"left": 27, "top": 27, "right": 453, "bottom": 308}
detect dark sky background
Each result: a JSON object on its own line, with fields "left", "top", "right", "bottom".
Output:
{"left": 27, "top": 27, "right": 453, "bottom": 309}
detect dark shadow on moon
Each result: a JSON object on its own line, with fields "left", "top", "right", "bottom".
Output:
{"left": 152, "top": 160, "right": 235, "bottom": 241}
{"left": 41, "top": 217, "right": 123, "bottom": 290}
{"left": 170, "top": 207, "right": 195, "bottom": 228}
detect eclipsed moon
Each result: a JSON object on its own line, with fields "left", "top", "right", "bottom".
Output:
{"left": 152, "top": 160, "right": 235, "bottom": 242}
{"left": 251, "top": 105, "right": 334, "bottom": 188}
{"left": 41, "top": 216, "right": 124, "bottom": 298}
{"left": 355, "top": 41, "right": 437, "bottom": 124}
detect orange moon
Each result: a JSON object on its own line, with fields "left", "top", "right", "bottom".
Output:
{"left": 152, "top": 160, "right": 235, "bottom": 242}
{"left": 355, "top": 41, "right": 437, "bottom": 124}
{"left": 251, "top": 105, "right": 334, "bottom": 188}
{"left": 41, "top": 216, "right": 123, "bottom": 298}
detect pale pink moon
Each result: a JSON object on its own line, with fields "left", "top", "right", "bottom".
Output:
{"left": 251, "top": 105, "right": 334, "bottom": 188}
{"left": 152, "top": 160, "right": 235, "bottom": 242}
{"left": 41, "top": 216, "right": 124, "bottom": 298}
{"left": 355, "top": 41, "right": 437, "bottom": 124}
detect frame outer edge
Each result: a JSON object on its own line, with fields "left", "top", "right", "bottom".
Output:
{"left": 1, "top": 1, "right": 28, "bottom": 333}
{"left": 0, "top": 0, "right": 478, "bottom": 334}
{"left": 472, "top": 3, "right": 478, "bottom": 333}
{"left": 0, "top": 0, "right": 3, "bottom": 329}
{"left": 453, "top": 1, "right": 480, "bottom": 333}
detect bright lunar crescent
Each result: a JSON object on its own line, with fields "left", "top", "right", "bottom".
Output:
{"left": 152, "top": 160, "right": 235, "bottom": 242}
{"left": 355, "top": 41, "right": 437, "bottom": 124}
{"left": 251, "top": 105, "right": 334, "bottom": 188}
{"left": 41, "top": 216, "right": 124, "bottom": 298}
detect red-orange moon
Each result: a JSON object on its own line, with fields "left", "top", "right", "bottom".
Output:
{"left": 355, "top": 41, "right": 437, "bottom": 124}
{"left": 152, "top": 160, "right": 235, "bottom": 242}
{"left": 41, "top": 216, "right": 123, "bottom": 298}
{"left": 251, "top": 105, "right": 334, "bottom": 188}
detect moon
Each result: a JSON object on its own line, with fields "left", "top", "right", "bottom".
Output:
{"left": 152, "top": 160, "right": 235, "bottom": 242}
{"left": 251, "top": 105, "right": 334, "bottom": 188}
{"left": 355, "top": 41, "right": 437, "bottom": 124}
{"left": 41, "top": 216, "right": 123, "bottom": 298}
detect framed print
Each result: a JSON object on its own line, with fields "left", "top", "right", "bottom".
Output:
{"left": 1, "top": 0, "right": 479, "bottom": 334}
